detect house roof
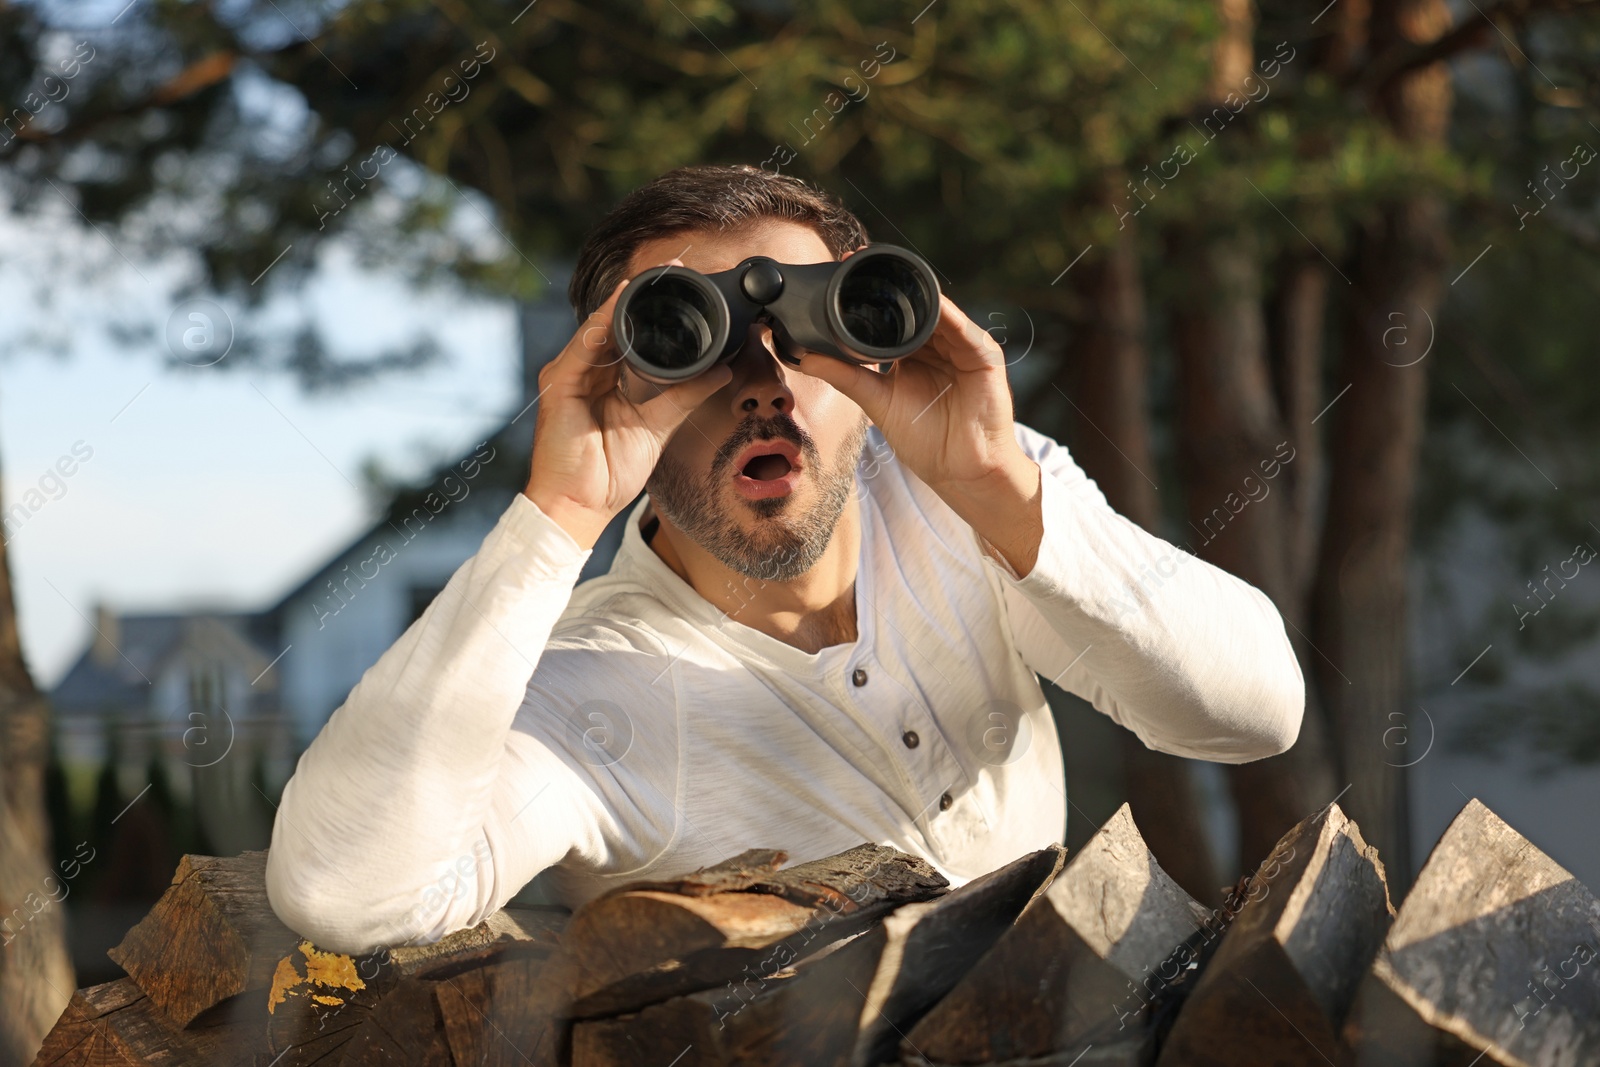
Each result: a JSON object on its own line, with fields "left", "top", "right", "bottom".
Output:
{"left": 51, "top": 611, "right": 275, "bottom": 717}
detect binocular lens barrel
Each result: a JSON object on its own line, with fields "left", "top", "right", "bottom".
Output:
{"left": 835, "top": 256, "right": 928, "bottom": 350}
{"left": 615, "top": 244, "right": 940, "bottom": 384}
{"left": 617, "top": 275, "right": 723, "bottom": 375}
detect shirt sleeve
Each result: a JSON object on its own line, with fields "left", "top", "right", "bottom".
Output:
{"left": 264, "top": 493, "right": 608, "bottom": 955}
{"left": 979, "top": 422, "right": 1306, "bottom": 763}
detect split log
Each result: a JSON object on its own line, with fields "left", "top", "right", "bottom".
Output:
{"left": 29, "top": 978, "right": 257, "bottom": 1067}
{"left": 848, "top": 845, "right": 1064, "bottom": 1066}
{"left": 1156, "top": 802, "right": 1394, "bottom": 1066}
{"left": 568, "top": 846, "right": 1064, "bottom": 1067}
{"left": 104, "top": 852, "right": 295, "bottom": 1027}
{"left": 333, "top": 940, "right": 573, "bottom": 1067}
{"left": 571, "top": 925, "right": 890, "bottom": 1067}
{"left": 566, "top": 844, "right": 949, "bottom": 1018}
{"left": 96, "top": 847, "right": 569, "bottom": 1060}
{"left": 1343, "top": 798, "right": 1600, "bottom": 1067}
{"left": 902, "top": 804, "right": 1211, "bottom": 1066}
{"left": 264, "top": 909, "right": 572, "bottom": 1066}
{"left": 262, "top": 937, "right": 398, "bottom": 1065}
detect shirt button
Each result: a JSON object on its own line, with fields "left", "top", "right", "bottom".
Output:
{"left": 851, "top": 668, "right": 868, "bottom": 687}
{"left": 939, "top": 792, "right": 953, "bottom": 811}
{"left": 902, "top": 730, "right": 920, "bottom": 749}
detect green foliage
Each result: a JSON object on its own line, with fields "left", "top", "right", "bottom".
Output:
{"left": 43, "top": 743, "right": 79, "bottom": 874}
{"left": 1, "top": 0, "right": 1503, "bottom": 311}
{"left": 84, "top": 737, "right": 122, "bottom": 899}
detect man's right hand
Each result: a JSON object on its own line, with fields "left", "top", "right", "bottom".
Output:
{"left": 522, "top": 261, "right": 733, "bottom": 550}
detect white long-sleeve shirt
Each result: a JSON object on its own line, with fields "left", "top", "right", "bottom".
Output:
{"left": 264, "top": 421, "right": 1304, "bottom": 955}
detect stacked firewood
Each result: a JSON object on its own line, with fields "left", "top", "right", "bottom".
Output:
{"left": 30, "top": 798, "right": 1600, "bottom": 1066}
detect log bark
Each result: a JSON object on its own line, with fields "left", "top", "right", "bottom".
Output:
{"left": 1343, "top": 798, "right": 1600, "bottom": 1066}
{"left": 902, "top": 805, "right": 1210, "bottom": 1064}
{"left": 565, "top": 844, "right": 948, "bottom": 1019}
{"left": 106, "top": 852, "right": 297, "bottom": 1027}
{"left": 104, "top": 849, "right": 569, "bottom": 1034}
{"left": 1157, "top": 803, "right": 1394, "bottom": 1065}
{"left": 29, "top": 979, "right": 257, "bottom": 1067}
{"left": 568, "top": 846, "right": 1063, "bottom": 1067}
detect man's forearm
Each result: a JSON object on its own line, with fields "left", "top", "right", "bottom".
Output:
{"left": 930, "top": 451, "right": 1045, "bottom": 579}
{"left": 994, "top": 451, "right": 1306, "bottom": 762}
{"left": 265, "top": 494, "right": 592, "bottom": 954}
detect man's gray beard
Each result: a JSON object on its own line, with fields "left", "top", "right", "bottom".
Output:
{"left": 646, "top": 414, "right": 869, "bottom": 582}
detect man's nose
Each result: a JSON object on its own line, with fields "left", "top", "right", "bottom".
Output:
{"left": 729, "top": 322, "right": 796, "bottom": 416}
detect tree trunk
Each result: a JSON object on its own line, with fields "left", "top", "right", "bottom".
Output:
{"left": 1266, "top": 254, "right": 1342, "bottom": 859}
{"left": 0, "top": 456, "right": 76, "bottom": 1065}
{"left": 1270, "top": 258, "right": 1330, "bottom": 605}
{"left": 1311, "top": 0, "right": 1453, "bottom": 893}
{"left": 1161, "top": 0, "right": 1343, "bottom": 876}
{"left": 1170, "top": 230, "right": 1337, "bottom": 873}
{"left": 1066, "top": 210, "right": 1222, "bottom": 904}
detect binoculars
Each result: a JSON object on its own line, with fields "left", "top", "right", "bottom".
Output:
{"left": 614, "top": 244, "right": 941, "bottom": 384}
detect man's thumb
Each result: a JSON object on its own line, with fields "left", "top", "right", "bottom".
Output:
{"left": 652, "top": 363, "right": 733, "bottom": 423}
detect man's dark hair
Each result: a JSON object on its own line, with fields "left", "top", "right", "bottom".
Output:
{"left": 567, "top": 164, "right": 870, "bottom": 321}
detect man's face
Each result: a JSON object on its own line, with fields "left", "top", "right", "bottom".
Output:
{"left": 629, "top": 220, "right": 872, "bottom": 582}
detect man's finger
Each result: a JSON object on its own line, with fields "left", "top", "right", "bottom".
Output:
{"left": 925, "top": 294, "right": 1003, "bottom": 371}
{"left": 539, "top": 280, "right": 626, "bottom": 401}
{"left": 793, "top": 351, "right": 893, "bottom": 423}
{"left": 573, "top": 279, "right": 630, "bottom": 374}
{"left": 635, "top": 364, "right": 734, "bottom": 439}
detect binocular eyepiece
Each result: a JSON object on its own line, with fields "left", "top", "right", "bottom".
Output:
{"left": 614, "top": 244, "right": 941, "bottom": 385}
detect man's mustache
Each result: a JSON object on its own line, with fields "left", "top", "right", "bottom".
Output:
{"left": 711, "top": 414, "right": 818, "bottom": 476}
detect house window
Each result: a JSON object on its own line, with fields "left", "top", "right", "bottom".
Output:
{"left": 189, "top": 663, "right": 224, "bottom": 718}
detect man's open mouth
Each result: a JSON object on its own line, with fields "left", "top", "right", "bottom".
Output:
{"left": 730, "top": 439, "right": 803, "bottom": 498}
{"left": 741, "top": 453, "right": 794, "bottom": 480}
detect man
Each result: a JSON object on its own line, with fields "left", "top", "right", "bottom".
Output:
{"left": 265, "top": 164, "right": 1305, "bottom": 955}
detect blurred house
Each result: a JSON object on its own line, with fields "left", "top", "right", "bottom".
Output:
{"left": 51, "top": 606, "right": 290, "bottom": 768}
{"left": 49, "top": 603, "right": 294, "bottom": 865}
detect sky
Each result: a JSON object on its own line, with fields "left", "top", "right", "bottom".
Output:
{"left": 1, "top": 206, "right": 537, "bottom": 687}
